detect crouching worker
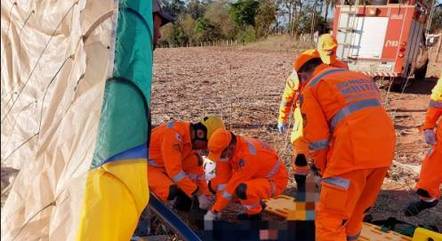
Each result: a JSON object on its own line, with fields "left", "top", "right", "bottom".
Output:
{"left": 204, "top": 129, "right": 288, "bottom": 221}
{"left": 148, "top": 116, "right": 225, "bottom": 211}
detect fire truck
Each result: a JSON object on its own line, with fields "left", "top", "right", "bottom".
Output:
{"left": 333, "top": 0, "right": 431, "bottom": 83}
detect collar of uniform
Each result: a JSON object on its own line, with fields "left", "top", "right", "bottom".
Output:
{"left": 231, "top": 135, "right": 250, "bottom": 164}
{"left": 304, "top": 65, "right": 336, "bottom": 87}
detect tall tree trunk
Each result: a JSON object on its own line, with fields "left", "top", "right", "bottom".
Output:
{"left": 325, "top": 1, "right": 329, "bottom": 20}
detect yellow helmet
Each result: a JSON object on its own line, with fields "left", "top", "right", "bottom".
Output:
{"left": 200, "top": 116, "right": 225, "bottom": 140}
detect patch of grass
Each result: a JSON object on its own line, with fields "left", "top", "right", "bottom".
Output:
{"left": 239, "top": 34, "right": 315, "bottom": 52}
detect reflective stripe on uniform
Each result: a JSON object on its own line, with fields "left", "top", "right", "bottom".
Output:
{"left": 429, "top": 100, "right": 442, "bottom": 108}
{"left": 330, "top": 98, "right": 381, "bottom": 129}
{"left": 188, "top": 173, "right": 204, "bottom": 181}
{"left": 148, "top": 159, "right": 162, "bottom": 167}
{"left": 308, "top": 68, "right": 346, "bottom": 87}
{"left": 243, "top": 202, "right": 261, "bottom": 210}
{"left": 266, "top": 160, "right": 280, "bottom": 178}
{"left": 167, "top": 120, "right": 175, "bottom": 128}
{"left": 247, "top": 142, "right": 257, "bottom": 155}
{"left": 309, "top": 139, "right": 329, "bottom": 151}
{"left": 219, "top": 158, "right": 229, "bottom": 162}
{"left": 322, "top": 176, "right": 350, "bottom": 190}
{"left": 172, "top": 170, "right": 186, "bottom": 182}
{"left": 347, "top": 231, "right": 361, "bottom": 241}
{"left": 217, "top": 184, "right": 226, "bottom": 192}
{"left": 222, "top": 191, "right": 232, "bottom": 200}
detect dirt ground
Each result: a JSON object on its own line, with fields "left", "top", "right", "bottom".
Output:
{"left": 151, "top": 47, "right": 442, "bottom": 231}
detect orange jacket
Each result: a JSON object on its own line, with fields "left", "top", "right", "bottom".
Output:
{"left": 278, "top": 60, "right": 348, "bottom": 125}
{"left": 149, "top": 120, "right": 201, "bottom": 196}
{"left": 423, "top": 77, "right": 442, "bottom": 130}
{"left": 300, "top": 67, "right": 395, "bottom": 177}
{"left": 210, "top": 136, "right": 288, "bottom": 212}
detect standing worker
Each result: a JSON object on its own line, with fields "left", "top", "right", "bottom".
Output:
{"left": 404, "top": 74, "right": 442, "bottom": 216}
{"left": 204, "top": 129, "right": 288, "bottom": 220}
{"left": 148, "top": 117, "right": 225, "bottom": 211}
{"left": 277, "top": 34, "right": 348, "bottom": 194}
{"left": 295, "top": 51, "right": 395, "bottom": 241}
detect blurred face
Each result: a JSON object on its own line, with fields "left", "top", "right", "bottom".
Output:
{"left": 298, "top": 71, "right": 314, "bottom": 85}
{"left": 220, "top": 143, "right": 235, "bottom": 160}
{"left": 192, "top": 140, "right": 208, "bottom": 150}
{"left": 153, "top": 14, "right": 162, "bottom": 49}
{"left": 192, "top": 127, "right": 208, "bottom": 150}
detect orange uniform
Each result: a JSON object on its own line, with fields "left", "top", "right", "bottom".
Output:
{"left": 148, "top": 120, "right": 209, "bottom": 200}
{"left": 300, "top": 67, "right": 395, "bottom": 240}
{"left": 209, "top": 135, "right": 288, "bottom": 215}
{"left": 278, "top": 49, "right": 348, "bottom": 176}
{"left": 416, "top": 77, "right": 442, "bottom": 199}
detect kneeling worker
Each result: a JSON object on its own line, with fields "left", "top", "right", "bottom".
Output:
{"left": 148, "top": 116, "right": 225, "bottom": 211}
{"left": 204, "top": 129, "right": 288, "bottom": 220}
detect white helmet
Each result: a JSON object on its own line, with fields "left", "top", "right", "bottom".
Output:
{"left": 202, "top": 156, "right": 216, "bottom": 181}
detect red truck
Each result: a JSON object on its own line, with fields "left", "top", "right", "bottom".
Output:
{"left": 333, "top": 0, "right": 430, "bottom": 83}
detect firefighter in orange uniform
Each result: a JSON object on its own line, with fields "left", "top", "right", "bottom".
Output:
{"left": 295, "top": 51, "right": 395, "bottom": 240}
{"left": 148, "top": 116, "right": 225, "bottom": 211}
{"left": 404, "top": 75, "right": 442, "bottom": 216}
{"left": 277, "top": 34, "right": 348, "bottom": 194}
{"left": 204, "top": 129, "right": 288, "bottom": 220}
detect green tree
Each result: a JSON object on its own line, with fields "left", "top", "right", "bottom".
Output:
{"left": 236, "top": 25, "right": 256, "bottom": 43}
{"left": 255, "top": 0, "right": 277, "bottom": 38}
{"left": 429, "top": 3, "right": 442, "bottom": 32}
{"left": 186, "top": 0, "right": 208, "bottom": 20}
{"left": 205, "top": 0, "right": 237, "bottom": 39}
{"left": 194, "top": 17, "right": 222, "bottom": 42}
{"left": 181, "top": 14, "right": 197, "bottom": 44}
{"left": 229, "top": 0, "right": 260, "bottom": 27}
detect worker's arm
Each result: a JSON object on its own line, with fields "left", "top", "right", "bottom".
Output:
{"left": 209, "top": 160, "right": 232, "bottom": 194}
{"left": 161, "top": 131, "right": 198, "bottom": 197}
{"left": 423, "top": 79, "right": 442, "bottom": 130}
{"left": 211, "top": 158, "right": 256, "bottom": 213}
{"left": 278, "top": 71, "right": 299, "bottom": 124}
{"left": 300, "top": 88, "right": 330, "bottom": 173}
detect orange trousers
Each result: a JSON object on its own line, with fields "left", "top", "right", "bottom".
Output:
{"left": 148, "top": 155, "right": 208, "bottom": 201}
{"left": 240, "top": 168, "right": 288, "bottom": 215}
{"left": 416, "top": 123, "right": 442, "bottom": 199}
{"left": 316, "top": 167, "right": 389, "bottom": 241}
{"left": 291, "top": 138, "right": 310, "bottom": 175}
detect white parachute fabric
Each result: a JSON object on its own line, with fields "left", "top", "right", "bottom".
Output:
{"left": 1, "top": 0, "right": 117, "bottom": 240}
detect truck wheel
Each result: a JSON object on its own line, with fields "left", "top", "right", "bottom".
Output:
{"left": 413, "top": 60, "right": 428, "bottom": 81}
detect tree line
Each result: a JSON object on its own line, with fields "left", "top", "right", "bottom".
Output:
{"left": 158, "top": 0, "right": 442, "bottom": 48}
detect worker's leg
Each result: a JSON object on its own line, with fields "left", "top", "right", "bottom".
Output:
{"left": 147, "top": 166, "right": 174, "bottom": 201}
{"left": 315, "top": 170, "right": 370, "bottom": 241}
{"left": 345, "top": 167, "right": 389, "bottom": 240}
{"left": 405, "top": 130, "right": 442, "bottom": 216}
{"left": 236, "top": 178, "right": 273, "bottom": 215}
{"left": 292, "top": 138, "right": 310, "bottom": 196}
{"left": 416, "top": 140, "right": 442, "bottom": 200}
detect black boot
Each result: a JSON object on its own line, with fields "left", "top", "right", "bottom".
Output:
{"left": 174, "top": 189, "right": 193, "bottom": 211}
{"left": 404, "top": 199, "right": 439, "bottom": 216}
{"left": 294, "top": 174, "right": 306, "bottom": 201}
